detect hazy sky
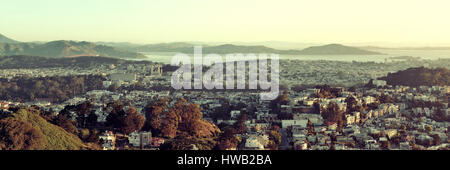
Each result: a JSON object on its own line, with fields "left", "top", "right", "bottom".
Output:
{"left": 1, "top": 0, "right": 450, "bottom": 46}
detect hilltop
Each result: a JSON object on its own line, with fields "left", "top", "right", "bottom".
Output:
{"left": 0, "top": 33, "right": 20, "bottom": 44}
{"left": 0, "top": 40, "right": 146, "bottom": 59}
{"left": 299, "top": 44, "right": 382, "bottom": 55}
{"left": 127, "top": 42, "right": 381, "bottom": 55}
{"left": 0, "top": 108, "right": 86, "bottom": 150}
{"left": 0, "top": 34, "right": 383, "bottom": 58}
{"left": 379, "top": 67, "right": 450, "bottom": 86}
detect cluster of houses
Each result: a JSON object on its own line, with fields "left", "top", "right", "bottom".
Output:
{"left": 216, "top": 84, "right": 449, "bottom": 150}
{"left": 5, "top": 81, "right": 447, "bottom": 150}
{"left": 1, "top": 59, "right": 449, "bottom": 150}
{"left": 98, "top": 130, "right": 165, "bottom": 150}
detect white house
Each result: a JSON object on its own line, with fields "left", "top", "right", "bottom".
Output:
{"left": 128, "top": 131, "right": 152, "bottom": 148}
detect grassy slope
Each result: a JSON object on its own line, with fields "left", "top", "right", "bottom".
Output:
{"left": 11, "top": 109, "right": 86, "bottom": 150}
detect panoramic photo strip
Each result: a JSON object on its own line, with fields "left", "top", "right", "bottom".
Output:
{"left": 0, "top": 0, "right": 449, "bottom": 169}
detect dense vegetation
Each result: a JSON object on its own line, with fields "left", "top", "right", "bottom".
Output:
{"left": 379, "top": 67, "right": 450, "bottom": 86}
{"left": 314, "top": 85, "right": 343, "bottom": 99}
{"left": 105, "top": 101, "right": 146, "bottom": 134}
{"left": 0, "top": 118, "right": 45, "bottom": 150}
{"left": 0, "top": 55, "right": 154, "bottom": 69}
{"left": 0, "top": 108, "right": 86, "bottom": 150}
{"left": 0, "top": 97, "right": 283, "bottom": 150}
{"left": 143, "top": 98, "right": 221, "bottom": 139}
{"left": 0, "top": 75, "right": 105, "bottom": 102}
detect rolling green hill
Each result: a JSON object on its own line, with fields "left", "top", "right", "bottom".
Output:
{"left": 3, "top": 108, "right": 86, "bottom": 150}
{"left": 0, "top": 40, "right": 146, "bottom": 59}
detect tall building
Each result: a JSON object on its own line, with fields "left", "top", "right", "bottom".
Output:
{"left": 151, "top": 65, "right": 163, "bottom": 76}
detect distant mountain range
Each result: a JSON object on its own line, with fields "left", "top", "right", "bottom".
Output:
{"left": 0, "top": 33, "right": 21, "bottom": 44}
{"left": 298, "top": 44, "right": 383, "bottom": 55}
{"left": 122, "top": 43, "right": 383, "bottom": 55}
{"left": 0, "top": 40, "right": 146, "bottom": 59}
{"left": 0, "top": 33, "right": 383, "bottom": 59}
{"left": 360, "top": 46, "right": 450, "bottom": 51}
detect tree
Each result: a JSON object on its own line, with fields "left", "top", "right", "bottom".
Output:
{"left": 160, "top": 134, "right": 216, "bottom": 150}
{"left": 108, "top": 83, "right": 120, "bottom": 92}
{"left": 79, "top": 128, "right": 91, "bottom": 142}
{"left": 377, "top": 93, "right": 395, "bottom": 103}
{"left": 321, "top": 102, "right": 345, "bottom": 131}
{"left": 216, "top": 127, "right": 239, "bottom": 150}
{"left": 105, "top": 101, "right": 126, "bottom": 130}
{"left": 86, "top": 113, "right": 98, "bottom": 127}
{"left": 104, "top": 101, "right": 146, "bottom": 134}
{"left": 143, "top": 98, "right": 170, "bottom": 135}
{"left": 0, "top": 118, "right": 45, "bottom": 150}
{"left": 0, "top": 75, "right": 104, "bottom": 103}
{"left": 211, "top": 99, "right": 231, "bottom": 120}
{"left": 175, "top": 98, "right": 202, "bottom": 134}
{"left": 143, "top": 98, "right": 220, "bottom": 140}
{"left": 144, "top": 98, "right": 220, "bottom": 139}
{"left": 75, "top": 101, "right": 94, "bottom": 128}
{"left": 121, "top": 107, "right": 145, "bottom": 134}
{"left": 431, "top": 134, "right": 441, "bottom": 145}
{"left": 233, "top": 114, "right": 248, "bottom": 134}
{"left": 79, "top": 129, "right": 100, "bottom": 143}
{"left": 267, "top": 127, "right": 282, "bottom": 150}
{"left": 432, "top": 108, "right": 449, "bottom": 122}
{"left": 345, "top": 96, "right": 358, "bottom": 113}
{"left": 54, "top": 115, "right": 79, "bottom": 135}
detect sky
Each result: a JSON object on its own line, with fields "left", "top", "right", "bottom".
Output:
{"left": 1, "top": 0, "right": 450, "bottom": 46}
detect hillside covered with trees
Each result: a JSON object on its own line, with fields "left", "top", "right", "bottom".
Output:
{"left": 0, "top": 55, "right": 154, "bottom": 69}
{"left": 0, "top": 75, "right": 105, "bottom": 102}
{"left": 0, "top": 108, "right": 86, "bottom": 150}
{"left": 379, "top": 67, "right": 450, "bottom": 86}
